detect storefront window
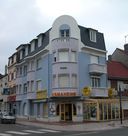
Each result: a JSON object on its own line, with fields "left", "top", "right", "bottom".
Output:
{"left": 56, "top": 104, "right": 60, "bottom": 116}
{"left": 83, "top": 99, "right": 121, "bottom": 121}
{"left": 99, "top": 103, "right": 103, "bottom": 120}
{"left": 90, "top": 103, "right": 97, "bottom": 120}
{"left": 73, "top": 104, "right": 76, "bottom": 116}
{"left": 43, "top": 103, "right": 48, "bottom": 117}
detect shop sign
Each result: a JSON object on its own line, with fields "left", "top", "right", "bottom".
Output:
{"left": 52, "top": 91, "right": 76, "bottom": 97}
{"left": 7, "top": 95, "right": 16, "bottom": 102}
{"left": 108, "top": 88, "right": 117, "bottom": 97}
{"left": 82, "top": 87, "right": 91, "bottom": 96}
{"left": 36, "top": 90, "right": 47, "bottom": 99}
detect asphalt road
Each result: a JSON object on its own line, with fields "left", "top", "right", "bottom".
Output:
{"left": 0, "top": 123, "right": 128, "bottom": 136}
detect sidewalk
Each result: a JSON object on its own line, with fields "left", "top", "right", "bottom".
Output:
{"left": 16, "top": 119, "right": 128, "bottom": 131}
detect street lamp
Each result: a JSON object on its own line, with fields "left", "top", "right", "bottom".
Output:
{"left": 119, "top": 85, "right": 123, "bottom": 124}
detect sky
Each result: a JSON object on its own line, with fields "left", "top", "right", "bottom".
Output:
{"left": 0, "top": 0, "right": 128, "bottom": 74}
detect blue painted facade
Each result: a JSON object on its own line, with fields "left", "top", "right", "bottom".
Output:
{"left": 9, "top": 15, "right": 108, "bottom": 122}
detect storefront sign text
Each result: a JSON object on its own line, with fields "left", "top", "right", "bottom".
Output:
{"left": 52, "top": 91, "right": 76, "bottom": 97}
{"left": 36, "top": 90, "right": 47, "bottom": 99}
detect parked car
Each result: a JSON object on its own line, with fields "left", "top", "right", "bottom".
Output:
{"left": 0, "top": 112, "right": 16, "bottom": 124}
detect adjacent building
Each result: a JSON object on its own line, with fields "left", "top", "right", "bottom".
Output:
{"left": 108, "top": 45, "right": 128, "bottom": 119}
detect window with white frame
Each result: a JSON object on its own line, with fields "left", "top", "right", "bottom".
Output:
{"left": 38, "top": 36, "right": 42, "bottom": 47}
{"left": 91, "top": 76, "right": 100, "bottom": 87}
{"left": 36, "top": 80, "right": 42, "bottom": 91}
{"left": 60, "top": 24, "right": 70, "bottom": 37}
{"left": 58, "top": 74, "right": 69, "bottom": 88}
{"left": 20, "top": 50, "right": 23, "bottom": 60}
{"left": 71, "top": 51, "right": 77, "bottom": 62}
{"left": 36, "top": 58, "right": 42, "bottom": 69}
{"left": 71, "top": 74, "right": 77, "bottom": 88}
{"left": 90, "top": 55, "right": 99, "bottom": 64}
{"left": 58, "top": 50, "right": 69, "bottom": 62}
{"left": 31, "top": 42, "right": 35, "bottom": 52}
{"left": 89, "top": 30, "right": 96, "bottom": 42}
{"left": 25, "top": 46, "right": 28, "bottom": 56}
{"left": 31, "top": 60, "right": 35, "bottom": 70}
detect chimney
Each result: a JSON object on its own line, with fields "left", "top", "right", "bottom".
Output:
{"left": 108, "top": 55, "right": 112, "bottom": 61}
{"left": 5, "top": 65, "right": 8, "bottom": 75}
{"left": 124, "top": 43, "right": 128, "bottom": 52}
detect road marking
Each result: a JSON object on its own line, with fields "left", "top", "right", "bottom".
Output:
{"left": 0, "top": 133, "right": 12, "bottom": 136}
{"left": 6, "top": 131, "right": 29, "bottom": 135}
{"left": 63, "top": 132, "right": 97, "bottom": 136}
{"left": 38, "top": 129, "right": 60, "bottom": 133}
{"left": 23, "top": 130, "right": 46, "bottom": 134}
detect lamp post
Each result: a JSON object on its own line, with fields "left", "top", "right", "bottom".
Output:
{"left": 119, "top": 85, "right": 123, "bottom": 124}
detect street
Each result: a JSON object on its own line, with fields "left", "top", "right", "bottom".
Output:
{"left": 0, "top": 123, "right": 128, "bottom": 136}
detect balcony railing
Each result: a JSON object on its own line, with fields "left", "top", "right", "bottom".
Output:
{"left": 91, "top": 87, "right": 108, "bottom": 97}
{"left": 89, "top": 63, "right": 107, "bottom": 75}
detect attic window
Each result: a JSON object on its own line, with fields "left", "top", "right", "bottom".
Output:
{"left": 59, "top": 24, "right": 70, "bottom": 37}
{"left": 89, "top": 29, "right": 96, "bottom": 42}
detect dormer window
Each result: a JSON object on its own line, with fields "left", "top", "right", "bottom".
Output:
{"left": 89, "top": 29, "right": 96, "bottom": 42}
{"left": 60, "top": 24, "right": 70, "bottom": 38}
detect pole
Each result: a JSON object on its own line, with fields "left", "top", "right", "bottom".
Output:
{"left": 119, "top": 85, "right": 123, "bottom": 124}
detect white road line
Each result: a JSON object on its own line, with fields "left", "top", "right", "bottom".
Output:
{"left": 0, "top": 133, "right": 12, "bottom": 136}
{"left": 6, "top": 131, "right": 30, "bottom": 135}
{"left": 63, "top": 132, "right": 97, "bottom": 136}
{"left": 23, "top": 130, "right": 46, "bottom": 134}
{"left": 38, "top": 129, "right": 60, "bottom": 133}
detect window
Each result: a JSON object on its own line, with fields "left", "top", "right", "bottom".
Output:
{"left": 38, "top": 37, "right": 42, "bottom": 47}
{"left": 53, "top": 52, "right": 57, "bottom": 62}
{"left": 71, "top": 74, "right": 77, "bottom": 88}
{"left": 36, "top": 80, "right": 42, "bottom": 91}
{"left": 31, "top": 61, "right": 35, "bottom": 70}
{"left": 19, "top": 84, "right": 22, "bottom": 94}
{"left": 58, "top": 74, "right": 69, "bottom": 88}
{"left": 27, "top": 81, "right": 29, "bottom": 92}
{"left": 31, "top": 81, "right": 34, "bottom": 92}
{"left": 52, "top": 75, "right": 56, "bottom": 88}
{"left": 43, "top": 103, "right": 48, "bottom": 117}
{"left": 91, "top": 76, "right": 100, "bottom": 87}
{"left": 58, "top": 51, "right": 69, "bottom": 62}
{"left": 23, "top": 65, "right": 27, "bottom": 76}
{"left": 36, "top": 58, "right": 42, "bottom": 69}
{"left": 60, "top": 24, "right": 70, "bottom": 37}
{"left": 23, "top": 83, "right": 27, "bottom": 94}
{"left": 20, "top": 50, "right": 23, "bottom": 60}
{"left": 89, "top": 30, "right": 96, "bottom": 42}
{"left": 90, "top": 55, "right": 99, "bottom": 64}
{"left": 20, "top": 67, "right": 22, "bottom": 75}
{"left": 31, "top": 42, "right": 35, "bottom": 52}
{"left": 71, "top": 51, "right": 77, "bottom": 62}
{"left": 25, "top": 46, "right": 28, "bottom": 56}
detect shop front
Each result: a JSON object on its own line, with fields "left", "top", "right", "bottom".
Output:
{"left": 50, "top": 90, "right": 82, "bottom": 122}
{"left": 7, "top": 94, "right": 16, "bottom": 115}
{"left": 83, "top": 99, "right": 123, "bottom": 121}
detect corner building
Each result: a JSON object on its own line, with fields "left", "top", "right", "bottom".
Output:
{"left": 15, "top": 15, "right": 107, "bottom": 122}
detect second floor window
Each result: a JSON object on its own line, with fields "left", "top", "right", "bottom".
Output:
{"left": 58, "top": 74, "right": 69, "bottom": 88}
{"left": 91, "top": 76, "right": 100, "bottom": 87}
{"left": 58, "top": 50, "right": 69, "bottom": 62}
{"left": 36, "top": 58, "right": 42, "bottom": 69}
{"left": 36, "top": 80, "right": 42, "bottom": 91}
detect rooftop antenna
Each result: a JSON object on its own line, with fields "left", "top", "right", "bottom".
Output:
{"left": 124, "top": 34, "right": 128, "bottom": 44}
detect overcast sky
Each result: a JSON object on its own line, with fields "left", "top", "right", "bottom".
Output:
{"left": 0, "top": 0, "right": 128, "bottom": 74}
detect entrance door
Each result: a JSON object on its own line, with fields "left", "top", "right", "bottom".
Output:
{"left": 60, "top": 103, "right": 72, "bottom": 121}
